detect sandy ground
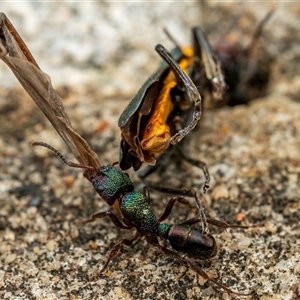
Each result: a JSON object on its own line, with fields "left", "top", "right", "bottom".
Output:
{"left": 0, "top": 2, "right": 299, "bottom": 300}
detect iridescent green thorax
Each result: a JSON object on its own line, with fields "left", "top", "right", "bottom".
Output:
{"left": 121, "top": 192, "right": 157, "bottom": 235}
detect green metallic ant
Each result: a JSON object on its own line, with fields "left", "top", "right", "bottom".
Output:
{"left": 32, "top": 141, "right": 254, "bottom": 296}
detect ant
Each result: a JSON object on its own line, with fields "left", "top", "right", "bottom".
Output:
{"left": 33, "top": 141, "right": 255, "bottom": 296}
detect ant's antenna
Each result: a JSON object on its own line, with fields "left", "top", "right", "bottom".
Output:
{"left": 32, "top": 141, "right": 96, "bottom": 172}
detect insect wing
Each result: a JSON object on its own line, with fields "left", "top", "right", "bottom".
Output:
{"left": 118, "top": 47, "right": 183, "bottom": 129}
{"left": 0, "top": 13, "right": 100, "bottom": 169}
{"left": 192, "top": 26, "right": 226, "bottom": 100}
{"left": 119, "top": 72, "right": 164, "bottom": 170}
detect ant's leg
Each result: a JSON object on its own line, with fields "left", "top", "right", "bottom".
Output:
{"left": 82, "top": 211, "right": 132, "bottom": 230}
{"left": 206, "top": 218, "right": 264, "bottom": 230}
{"left": 84, "top": 213, "right": 137, "bottom": 280}
{"left": 139, "top": 143, "right": 209, "bottom": 231}
{"left": 142, "top": 186, "right": 189, "bottom": 213}
{"left": 180, "top": 217, "right": 264, "bottom": 230}
{"left": 142, "top": 187, "right": 190, "bottom": 215}
{"left": 100, "top": 232, "right": 140, "bottom": 274}
{"left": 139, "top": 142, "right": 208, "bottom": 206}
{"left": 142, "top": 186, "right": 151, "bottom": 204}
{"left": 143, "top": 182, "right": 208, "bottom": 233}
{"left": 152, "top": 237, "right": 252, "bottom": 296}
{"left": 139, "top": 146, "right": 176, "bottom": 182}
{"left": 142, "top": 180, "right": 196, "bottom": 197}
{"left": 149, "top": 142, "right": 210, "bottom": 232}
{"left": 180, "top": 217, "right": 208, "bottom": 226}
{"left": 158, "top": 196, "right": 190, "bottom": 222}
{"left": 182, "top": 255, "right": 253, "bottom": 296}
{"left": 140, "top": 162, "right": 207, "bottom": 228}
{"left": 90, "top": 232, "right": 140, "bottom": 281}
{"left": 176, "top": 145, "right": 210, "bottom": 194}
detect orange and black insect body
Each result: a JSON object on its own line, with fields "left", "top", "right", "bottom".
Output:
{"left": 119, "top": 10, "right": 273, "bottom": 189}
{"left": 118, "top": 43, "right": 206, "bottom": 172}
{"left": 118, "top": 26, "right": 226, "bottom": 194}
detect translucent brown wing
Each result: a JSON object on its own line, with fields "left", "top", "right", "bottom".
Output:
{"left": 192, "top": 26, "right": 227, "bottom": 100}
{"left": 0, "top": 13, "right": 100, "bottom": 169}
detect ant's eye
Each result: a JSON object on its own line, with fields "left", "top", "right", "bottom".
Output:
{"left": 94, "top": 182, "right": 104, "bottom": 193}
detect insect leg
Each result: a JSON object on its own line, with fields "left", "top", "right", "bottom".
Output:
{"left": 206, "top": 218, "right": 264, "bottom": 230}
{"left": 100, "top": 232, "right": 140, "bottom": 274}
{"left": 155, "top": 44, "right": 202, "bottom": 145}
{"left": 141, "top": 181, "right": 209, "bottom": 233}
{"left": 142, "top": 186, "right": 151, "bottom": 204}
{"left": 176, "top": 145, "right": 210, "bottom": 194}
{"left": 138, "top": 146, "right": 176, "bottom": 181}
{"left": 158, "top": 196, "right": 190, "bottom": 223}
{"left": 82, "top": 211, "right": 132, "bottom": 230}
{"left": 151, "top": 236, "right": 253, "bottom": 295}
{"left": 182, "top": 255, "right": 254, "bottom": 296}
{"left": 180, "top": 217, "right": 263, "bottom": 230}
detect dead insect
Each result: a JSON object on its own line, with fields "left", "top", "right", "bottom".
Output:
{"left": 118, "top": 9, "right": 273, "bottom": 193}
{"left": 118, "top": 37, "right": 210, "bottom": 170}
{"left": 118, "top": 26, "right": 224, "bottom": 195}
{"left": 0, "top": 13, "right": 258, "bottom": 295}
